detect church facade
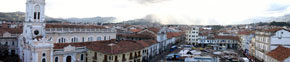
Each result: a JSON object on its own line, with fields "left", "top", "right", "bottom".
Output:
{"left": 17, "top": 0, "right": 184, "bottom": 62}
{"left": 18, "top": 0, "right": 116, "bottom": 62}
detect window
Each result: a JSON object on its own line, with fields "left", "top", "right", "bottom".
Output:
{"left": 55, "top": 57, "right": 58, "bottom": 62}
{"left": 57, "top": 28, "right": 62, "bottom": 31}
{"left": 109, "top": 36, "right": 111, "bottom": 40}
{"left": 130, "top": 53, "right": 133, "bottom": 59}
{"left": 94, "top": 52, "right": 97, "bottom": 60}
{"left": 97, "top": 37, "right": 102, "bottom": 40}
{"left": 69, "top": 28, "right": 74, "bottom": 31}
{"left": 109, "top": 56, "right": 113, "bottom": 60}
{"left": 5, "top": 42, "right": 8, "bottom": 46}
{"left": 104, "top": 55, "right": 108, "bottom": 61}
{"left": 122, "top": 54, "right": 125, "bottom": 59}
{"left": 76, "top": 28, "right": 80, "bottom": 31}
{"left": 104, "top": 36, "right": 107, "bottom": 40}
{"left": 80, "top": 54, "right": 84, "bottom": 61}
{"left": 71, "top": 37, "right": 78, "bottom": 43}
{"left": 38, "top": 12, "right": 40, "bottom": 19}
{"left": 42, "top": 58, "right": 46, "bottom": 62}
{"left": 63, "top": 28, "right": 68, "bottom": 31}
{"left": 115, "top": 56, "right": 118, "bottom": 61}
{"left": 34, "top": 12, "right": 37, "bottom": 19}
{"left": 51, "top": 28, "right": 56, "bottom": 31}
{"left": 82, "top": 37, "right": 85, "bottom": 42}
{"left": 58, "top": 38, "right": 66, "bottom": 43}
{"left": 12, "top": 42, "right": 14, "bottom": 46}
{"left": 281, "top": 32, "right": 283, "bottom": 34}
{"left": 88, "top": 37, "right": 93, "bottom": 41}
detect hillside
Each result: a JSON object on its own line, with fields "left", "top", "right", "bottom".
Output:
{"left": 0, "top": 12, "right": 116, "bottom": 23}
{"left": 0, "top": 12, "right": 25, "bottom": 21}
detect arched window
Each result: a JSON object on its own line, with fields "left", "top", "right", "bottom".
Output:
{"left": 66, "top": 56, "right": 72, "bottom": 62}
{"left": 97, "top": 37, "right": 102, "bottom": 41}
{"left": 38, "top": 12, "right": 40, "bottom": 19}
{"left": 109, "top": 36, "right": 111, "bottom": 40}
{"left": 34, "top": 5, "right": 40, "bottom": 20}
{"left": 104, "top": 36, "right": 106, "bottom": 40}
{"left": 58, "top": 37, "right": 66, "bottom": 43}
{"left": 55, "top": 57, "right": 58, "bottom": 62}
{"left": 42, "top": 58, "right": 46, "bottom": 62}
{"left": 71, "top": 37, "right": 78, "bottom": 43}
{"left": 82, "top": 37, "right": 85, "bottom": 42}
{"left": 74, "top": 37, "right": 78, "bottom": 42}
{"left": 80, "top": 54, "right": 84, "bottom": 61}
{"left": 5, "top": 42, "right": 8, "bottom": 46}
{"left": 88, "top": 37, "right": 93, "bottom": 41}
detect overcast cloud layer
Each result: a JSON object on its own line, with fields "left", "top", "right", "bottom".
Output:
{"left": 1, "top": 0, "right": 290, "bottom": 25}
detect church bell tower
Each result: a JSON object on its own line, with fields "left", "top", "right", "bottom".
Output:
{"left": 23, "top": 0, "right": 46, "bottom": 40}
{"left": 19, "top": 0, "right": 53, "bottom": 62}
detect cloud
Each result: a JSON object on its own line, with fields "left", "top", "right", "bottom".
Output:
{"left": 129, "top": 0, "right": 171, "bottom": 4}
{"left": 1, "top": 0, "right": 290, "bottom": 25}
{"left": 268, "top": 3, "right": 290, "bottom": 11}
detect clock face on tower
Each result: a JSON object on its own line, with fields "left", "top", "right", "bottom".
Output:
{"left": 34, "top": 30, "right": 39, "bottom": 35}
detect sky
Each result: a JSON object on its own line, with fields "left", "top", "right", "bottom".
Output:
{"left": 1, "top": 0, "right": 290, "bottom": 25}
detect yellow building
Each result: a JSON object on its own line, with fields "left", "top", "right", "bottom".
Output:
{"left": 53, "top": 40, "right": 156, "bottom": 62}
{"left": 86, "top": 40, "right": 147, "bottom": 62}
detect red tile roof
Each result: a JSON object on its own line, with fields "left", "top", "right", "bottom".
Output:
{"left": 238, "top": 31, "right": 255, "bottom": 35}
{"left": 129, "top": 29, "right": 143, "bottom": 33}
{"left": 0, "top": 28, "right": 23, "bottom": 36}
{"left": 167, "top": 32, "right": 183, "bottom": 39}
{"left": 46, "top": 23, "right": 106, "bottom": 29}
{"left": 147, "top": 27, "right": 160, "bottom": 33}
{"left": 261, "top": 28, "right": 289, "bottom": 33}
{"left": 54, "top": 39, "right": 157, "bottom": 55}
{"left": 266, "top": 45, "right": 290, "bottom": 62}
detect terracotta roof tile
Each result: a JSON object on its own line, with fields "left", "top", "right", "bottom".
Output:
{"left": 238, "top": 31, "right": 255, "bottom": 35}
{"left": 167, "top": 32, "right": 183, "bottom": 39}
{"left": 0, "top": 28, "right": 23, "bottom": 36}
{"left": 129, "top": 29, "right": 142, "bottom": 33}
{"left": 147, "top": 27, "right": 160, "bottom": 33}
{"left": 261, "top": 28, "right": 289, "bottom": 32}
{"left": 266, "top": 45, "right": 290, "bottom": 61}
{"left": 54, "top": 39, "right": 153, "bottom": 55}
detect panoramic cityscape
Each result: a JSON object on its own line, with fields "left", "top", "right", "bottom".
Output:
{"left": 0, "top": 0, "right": 290, "bottom": 62}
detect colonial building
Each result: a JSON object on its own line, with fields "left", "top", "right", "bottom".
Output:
{"left": 265, "top": 45, "right": 290, "bottom": 62}
{"left": 254, "top": 28, "right": 290, "bottom": 61}
{"left": 17, "top": 0, "right": 55, "bottom": 62}
{"left": 237, "top": 31, "right": 254, "bottom": 55}
{"left": 17, "top": 0, "right": 116, "bottom": 62}
{"left": 45, "top": 23, "right": 116, "bottom": 43}
{"left": 52, "top": 40, "right": 157, "bottom": 62}
{"left": 198, "top": 35, "right": 239, "bottom": 49}
{"left": 117, "top": 27, "right": 184, "bottom": 61}
{"left": 0, "top": 25, "right": 22, "bottom": 56}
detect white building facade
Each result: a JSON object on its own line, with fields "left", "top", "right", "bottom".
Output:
{"left": 186, "top": 27, "right": 199, "bottom": 45}
{"left": 254, "top": 28, "right": 290, "bottom": 61}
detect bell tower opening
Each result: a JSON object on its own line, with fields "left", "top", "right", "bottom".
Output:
{"left": 34, "top": 5, "right": 40, "bottom": 21}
